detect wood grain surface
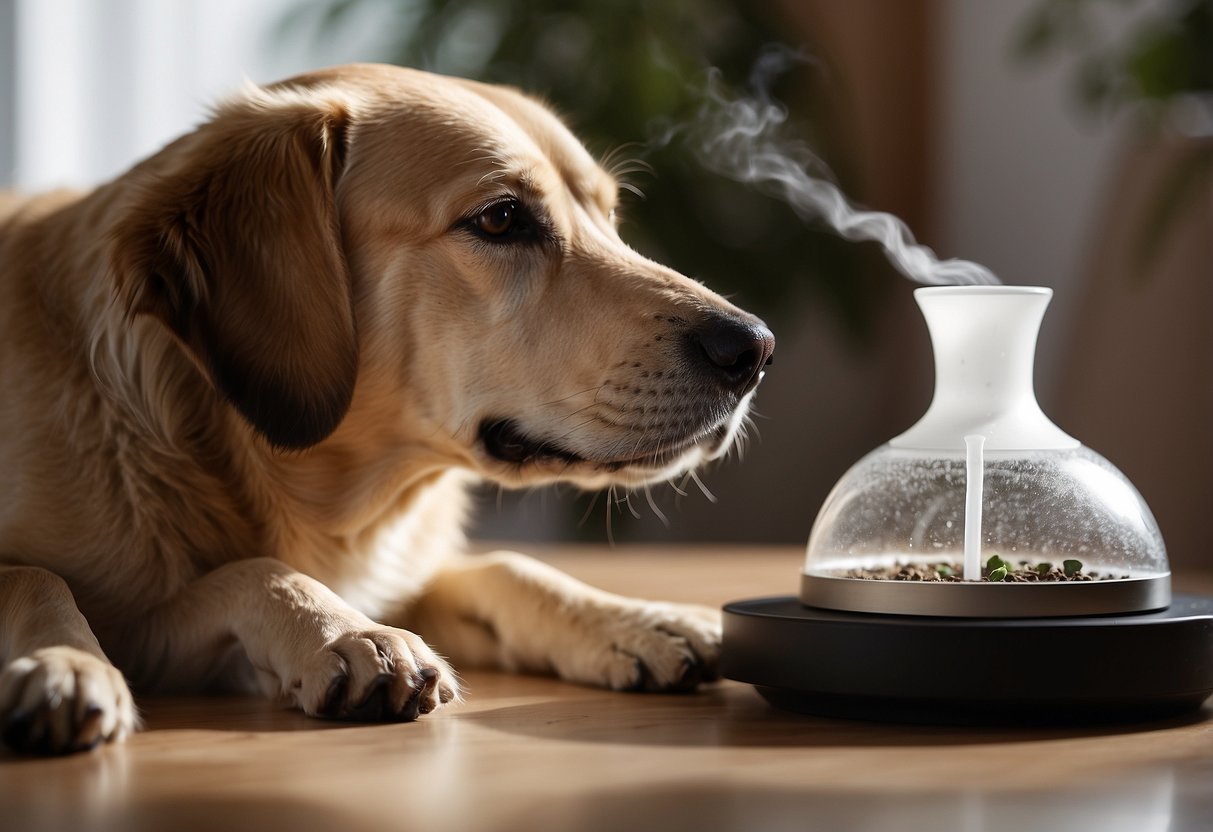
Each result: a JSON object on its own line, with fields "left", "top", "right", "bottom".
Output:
{"left": 3, "top": 545, "right": 1211, "bottom": 832}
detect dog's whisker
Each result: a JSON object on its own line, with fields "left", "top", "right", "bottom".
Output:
{"left": 732, "top": 419, "right": 752, "bottom": 458}
{"left": 538, "top": 384, "right": 605, "bottom": 408}
{"left": 668, "top": 475, "right": 690, "bottom": 499}
{"left": 600, "top": 143, "right": 647, "bottom": 175}
{"left": 625, "top": 427, "right": 649, "bottom": 466}
{"left": 641, "top": 434, "right": 664, "bottom": 469}
{"left": 620, "top": 491, "right": 641, "bottom": 521}
{"left": 619, "top": 182, "right": 646, "bottom": 201}
{"left": 604, "top": 485, "right": 616, "bottom": 547}
{"left": 577, "top": 490, "right": 602, "bottom": 529}
{"left": 688, "top": 469, "right": 718, "bottom": 504}
{"left": 457, "top": 150, "right": 508, "bottom": 168}
{"left": 610, "top": 163, "right": 654, "bottom": 182}
{"left": 600, "top": 143, "right": 636, "bottom": 167}
{"left": 607, "top": 158, "right": 652, "bottom": 182}
{"left": 477, "top": 171, "right": 506, "bottom": 189}
{"left": 728, "top": 414, "right": 758, "bottom": 464}
{"left": 543, "top": 414, "right": 618, "bottom": 453}
{"left": 600, "top": 146, "right": 654, "bottom": 206}
{"left": 644, "top": 485, "right": 670, "bottom": 529}
{"left": 554, "top": 400, "right": 611, "bottom": 425}
{"left": 598, "top": 144, "right": 625, "bottom": 172}
{"left": 611, "top": 170, "right": 652, "bottom": 190}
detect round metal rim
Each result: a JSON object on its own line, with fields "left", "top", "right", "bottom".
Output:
{"left": 800, "top": 571, "right": 1172, "bottom": 618}
{"left": 913, "top": 285, "right": 1051, "bottom": 298}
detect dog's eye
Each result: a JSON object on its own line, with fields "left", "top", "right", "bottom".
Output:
{"left": 475, "top": 200, "right": 521, "bottom": 237}
{"left": 461, "top": 198, "right": 554, "bottom": 247}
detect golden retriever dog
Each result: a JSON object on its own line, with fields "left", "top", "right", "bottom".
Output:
{"left": 0, "top": 64, "right": 774, "bottom": 755}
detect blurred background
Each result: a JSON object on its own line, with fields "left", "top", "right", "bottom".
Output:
{"left": 1, "top": 0, "right": 1209, "bottom": 566}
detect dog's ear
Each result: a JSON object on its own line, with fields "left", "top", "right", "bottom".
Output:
{"left": 111, "top": 87, "right": 358, "bottom": 450}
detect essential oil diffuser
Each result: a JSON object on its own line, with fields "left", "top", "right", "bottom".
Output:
{"left": 723, "top": 286, "right": 1213, "bottom": 724}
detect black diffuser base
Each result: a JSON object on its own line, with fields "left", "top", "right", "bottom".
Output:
{"left": 722, "top": 595, "right": 1213, "bottom": 726}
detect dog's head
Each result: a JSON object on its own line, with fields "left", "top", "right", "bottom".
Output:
{"left": 110, "top": 64, "right": 773, "bottom": 490}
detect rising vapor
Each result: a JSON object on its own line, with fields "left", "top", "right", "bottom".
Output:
{"left": 656, "top": 68, "right": 1000, "bottom": 287}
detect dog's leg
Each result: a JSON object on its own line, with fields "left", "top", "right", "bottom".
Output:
{"left": 131, "top": 558, "right": 458, "bottom": 721}
{"left": 0, "top": 566, "right": 137, "bottom": 754}
{"left": 400, "top": 551, "right": 721, "bottom": 692}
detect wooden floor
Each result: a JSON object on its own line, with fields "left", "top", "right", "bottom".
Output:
{"left": 3, "top": 545, "right": 1212, "bottom": 832}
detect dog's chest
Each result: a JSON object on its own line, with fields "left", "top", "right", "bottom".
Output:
{"left": 286, "top": 470, "right": 471, "bottom": 621}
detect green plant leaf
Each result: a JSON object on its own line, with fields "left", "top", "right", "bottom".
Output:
{"left": 986, "top": 554, "right": 1009, "bottom": 572}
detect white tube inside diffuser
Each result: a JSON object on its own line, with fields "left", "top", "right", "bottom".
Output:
{"left": 964, "top": 434, "right": 985, "bottom": 581}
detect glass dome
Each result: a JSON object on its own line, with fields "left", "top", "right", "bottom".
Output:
{"left": 802, "top": 286, "right": 1169, "bottom": 617}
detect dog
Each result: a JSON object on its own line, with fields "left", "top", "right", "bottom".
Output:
{"left": 0, "top": 64, "right": 774, "bottom": 755}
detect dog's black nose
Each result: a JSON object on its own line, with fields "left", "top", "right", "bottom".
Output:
{"left": 692, "top": 315, "right": 775, "bottom": 396}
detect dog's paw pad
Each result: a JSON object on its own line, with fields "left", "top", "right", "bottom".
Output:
{"left": 0, "top": 647, "right": 137, "bottom": 755}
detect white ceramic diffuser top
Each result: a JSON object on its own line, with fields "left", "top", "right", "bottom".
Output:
{"left": 890, "top": 286, "right": 1079, "bottom": 452}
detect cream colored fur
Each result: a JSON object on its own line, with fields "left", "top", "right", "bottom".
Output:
{"left": 0, "top": 65, "right": 771, "bottom": 755}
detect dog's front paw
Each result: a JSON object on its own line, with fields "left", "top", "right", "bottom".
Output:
{"left": 0, "top": 646, "right": 137, "bottom": 755}
{"left": 556, "top": 601, "right": 722, "bottom": 693}
{"left": 288, "top": 627, "right": 460, "bottom": 722}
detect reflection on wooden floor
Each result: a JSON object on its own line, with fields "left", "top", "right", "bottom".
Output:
{"left": 3, "top": 546, "right": 1211, "bottom": 832}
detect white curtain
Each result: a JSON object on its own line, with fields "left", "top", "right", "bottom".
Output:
{"left": 5, "top": 0, "right": 376, "bottom": 191}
